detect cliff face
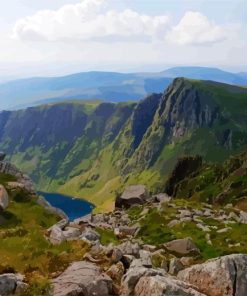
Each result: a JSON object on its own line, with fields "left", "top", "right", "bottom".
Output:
{"left": 1, "top": 78, "right": 247, "bottom": 208}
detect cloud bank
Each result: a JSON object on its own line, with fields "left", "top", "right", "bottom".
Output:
{"left": 13, "top": 0, "right": 228, "bottom": 46}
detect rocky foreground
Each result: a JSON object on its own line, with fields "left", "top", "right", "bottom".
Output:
{"left": 1, "top": 173, "right": 247, "bottom": 296}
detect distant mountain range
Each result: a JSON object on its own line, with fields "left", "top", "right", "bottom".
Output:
{"left": 1, "top": 78, "right": 247, "bottom": 211}
{"left": 1, "top": 66, "right": 247, "bottom": 110}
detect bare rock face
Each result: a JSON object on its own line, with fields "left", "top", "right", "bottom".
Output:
{"left": 52, "top": 261, "right": 113, "bottom": 296}
{"left": 134, "top": 275, "right": 206, "bottom": 296}
{"left": 163, "top": 238, "right": 200, "bottom": 257}
{"left": 177, "top": 254, "right": 247, "bottom": 296}
{"left": 0, "top": 185, "right": 9, "bottom": 211}
{"left": 115, "top": 185, "right": 149, "bottom": 209}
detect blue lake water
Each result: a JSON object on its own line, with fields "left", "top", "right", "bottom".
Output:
{"left": 40, "top": 192, "right": 95, "bottom": 221}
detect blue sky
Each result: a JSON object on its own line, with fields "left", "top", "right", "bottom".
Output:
{"left": 0, "top": 0, "right": 246, "bottom": 78}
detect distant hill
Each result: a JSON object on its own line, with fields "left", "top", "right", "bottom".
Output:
{"left": 0, "top": 66, "right": 247, "bottom": 110}
{"left": 1, "top": 78, "right": 247, "bottom": 211}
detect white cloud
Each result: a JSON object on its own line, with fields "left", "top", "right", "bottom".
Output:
{"left": 166, "top": 11, "right": 227, "bottom": 45}
{"left": 13, "top": 0, "right": 170, "bottom": 42}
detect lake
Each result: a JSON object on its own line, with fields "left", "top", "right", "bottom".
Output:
{"left": 40, "top": 192, "right": 95, "bottom": 221}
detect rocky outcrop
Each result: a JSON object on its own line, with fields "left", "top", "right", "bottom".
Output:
{"left": 0, "top": 161, "right": 35, "bottom": 194}
{"left": 0, "top": 151, "right": 6, "bottom": 161}
{"left": 163, "top": 238, "right": 200, "bottom": 257}
{"left": 0, "top": 273, "right": 27, "bottom": 295}
{"left": 134, "top": 275, "right": 206, "bottom": 296}
{"left": 177, "top": 254, "right": 247, "bottom": 296}
{"left": 115, "top": 185, "right": 150, "bottom": 209}
{"left": 0, "top": 185, "right": 8, "bottom": 211}
{"left": 52, "top": 261, "right": 113, "bottom": 296}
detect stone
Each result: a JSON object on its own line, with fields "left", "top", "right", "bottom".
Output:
{"left": 62, "top": 227, "right": 81, "bottom": 240}
{"left": 121, "top": 265, "right": 166, "bottom": 296}
{"left": 142, "top": 244, "right": 157, "bottom": 252}
{"left": 49, "top": 225, "right": 66, "bottom": 245}
{"left": 80, "top": 227, "right": 100, "bottom": 242}
{"left": 153, "top": 193, "right": 171, "bottom": 203}
{"left": 121, "top": 255, "right": 135, "bottom": 269}
{"left": 177, "top": 253, "right": 247, "bottom": 296}
{"left": 72, "top": 214, "right": 92, "bottom": 225}
{"left": 52, "top": 261, "right": 113, "bottom": 296}
{"left": 180, "top": 257, "right": 194, "bottom": 267}
{"left": 216, "top": 227, "right": 231, "bottom": 234}
{"left": 111, "top": 247, "right": 123, "bottom": 263}
{"left": 119, "top": 226, "right": 139, "bottom": 237}
{"left": 118, "top": 241, "right": 140, "bottom": 257}
{"left": 115, "top": 185, "right": 149, "bottom": 209}
{"left": 163, "top": 238, "right": 200, "bottom": 257}
{"left": 134, "top": 275, "right": 206, "bottom": 296}
{"left": 196, "top": 223, "right": 211, "bottom": 232}
{"left": 169, "top": 258, "right": 184, "bottom": 275}
{"left": 239, "top": 211, "right": 247, "bottom": 224}
{"left": 0, "top": 273, "right": 26, "bottom": 296}
{"left": 0, "top": 185, "right": 8, "bottom": 211}
{"left": 130, "top": 250, "right": 152, "bottom": 269}
{"left": 106, "top": 262, "right": 124, "bottom": 283}
{"left": 167, "top": 219, "right": 180, "bottom": 228}
{"left": 179, "top": 209, "right": 193, "bottom": 218}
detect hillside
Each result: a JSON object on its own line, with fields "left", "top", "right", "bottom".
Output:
{"left": 1, "top": 67, "right": 247, "bottom": 110}
{"left": 1, "top": 78, "right": 247, "bottom": 211}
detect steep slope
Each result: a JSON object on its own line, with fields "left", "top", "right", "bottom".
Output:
{"left": 165, "top": 150, "right": 247, "bottom": 208}
{"left": 1, "top": 78, "right": 247, "bottom": 211}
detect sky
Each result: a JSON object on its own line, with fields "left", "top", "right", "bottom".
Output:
{"left": 0, "top": 0, "right": 247, "bottom": 78}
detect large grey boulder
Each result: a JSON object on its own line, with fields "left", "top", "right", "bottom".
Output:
{"left": 134, "top": 275, "right": 206, "bottom": 296}
{"left": 115, "top": 185, "right": 149, "bottom": 209}
{"left": 0, "top": 185, "right": 9, "bottom": 211}
{"left": 163, "top": 237, "right": 200, "bottom": 257}
{"left": 121, "top": 265, "right": 166, "bottom": 296}
{"left": 52, "top": 261, "right": 113, "bottom": 296}
{"left": 118, "top": 241, "right": 140, "bottom": 257}
{"left": 0, "top": 273, "right": 27, "bottom": 295}
{"left": 177, "top": 254, "right": 247, "bottom": 296}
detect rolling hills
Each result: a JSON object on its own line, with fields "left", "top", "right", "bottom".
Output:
{"left": 1, "top": 67, "right": 247, "bottom": 111}
{"left": 1, "top": 78, "right": 247, "bottom": 211}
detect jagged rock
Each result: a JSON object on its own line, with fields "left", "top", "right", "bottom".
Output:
{"left": 134, "top": 275, "right": 206, "bottom": 296}
{"left": 52, "top": 261, "right": 113, "bottom": 296}
{"left": 130, "top": 252, "right": 152, "bottom": 269}
{"left": 179, "top": 210, "right": 193, "bottom": 218}
{"left": 115, "top": 185, "right": 149, "bottom": 209}
{"left": 0, "top": 185, "right": 8, "bottom": 211}
{"left": 163, "top": 238, "right": 200, "bottom": 257}
{"left": 169, "top": 258, "right": 184, "bottom": 275}
{"left": 153, "top": 193, "right": 171, "bottom": 203}
{"left": 0, "top": 273, "right": 26, "bottom": 296}
{"left": 177, "top": 253, "right": 247, "bottom": 296}
{"left": 72, "top": 214, "right": 92, "bottom": 226}
{"left": 196, "top": 223, "right": 211, "bottom": 232}
{"left": 111, "top": 247, "right": 123, "bottom": 263}
{"left": 120, "top": 265, "right": 166, "bottom": 296}
{"left": 142, "top": 244, "right": 157, "bottom": 252}
{"left": 118, "top": 241, "right": 140, "bottom": 257}
{"left": 180, "top": 257, "right": 194, "bottom": 267}
{"left": 80, "top": 228, "right": 100, "bottom": 242}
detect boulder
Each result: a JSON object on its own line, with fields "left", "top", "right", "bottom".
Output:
{"left": 49, "top": 225, "right": 66, "bottom": 245}
{"left": 106, "top": 262, "right": 125, "bottom": 283}
{"left": 177, "top": 254, "right": 247, "bottom": 296}
{"left": 121, "top": 265, "right": 166, "bottom": 296}
{"left": 62, "top": 227, "right": 81, "bottom": 240}
{"left": 118, "top": 241, "right": 140, "bottom": 257}
{"left": 163, "top": 238, "right": 200, "bottom": 257}
{"left": 0, "top": 185, "right": 8, "bottom": 211}
{"left": 115, "top": 185, "right": 149, "bottom": 209}
{"left": 119, "top": 226, "right": 139, "bottom": 237}
{"left": 239, "top": 211, "right": 247, "bottom": 224}
{"left": 80, "top": 228, "right": 100, "bottom": 242}
{"left": 0, "top": 273, "right": 26, "bottom": 296}
{"left": 52, "top": 261, "right": 113, "bottom": 296}
{"left": 134, "top": 275, "right": 206, "bottom": 296}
